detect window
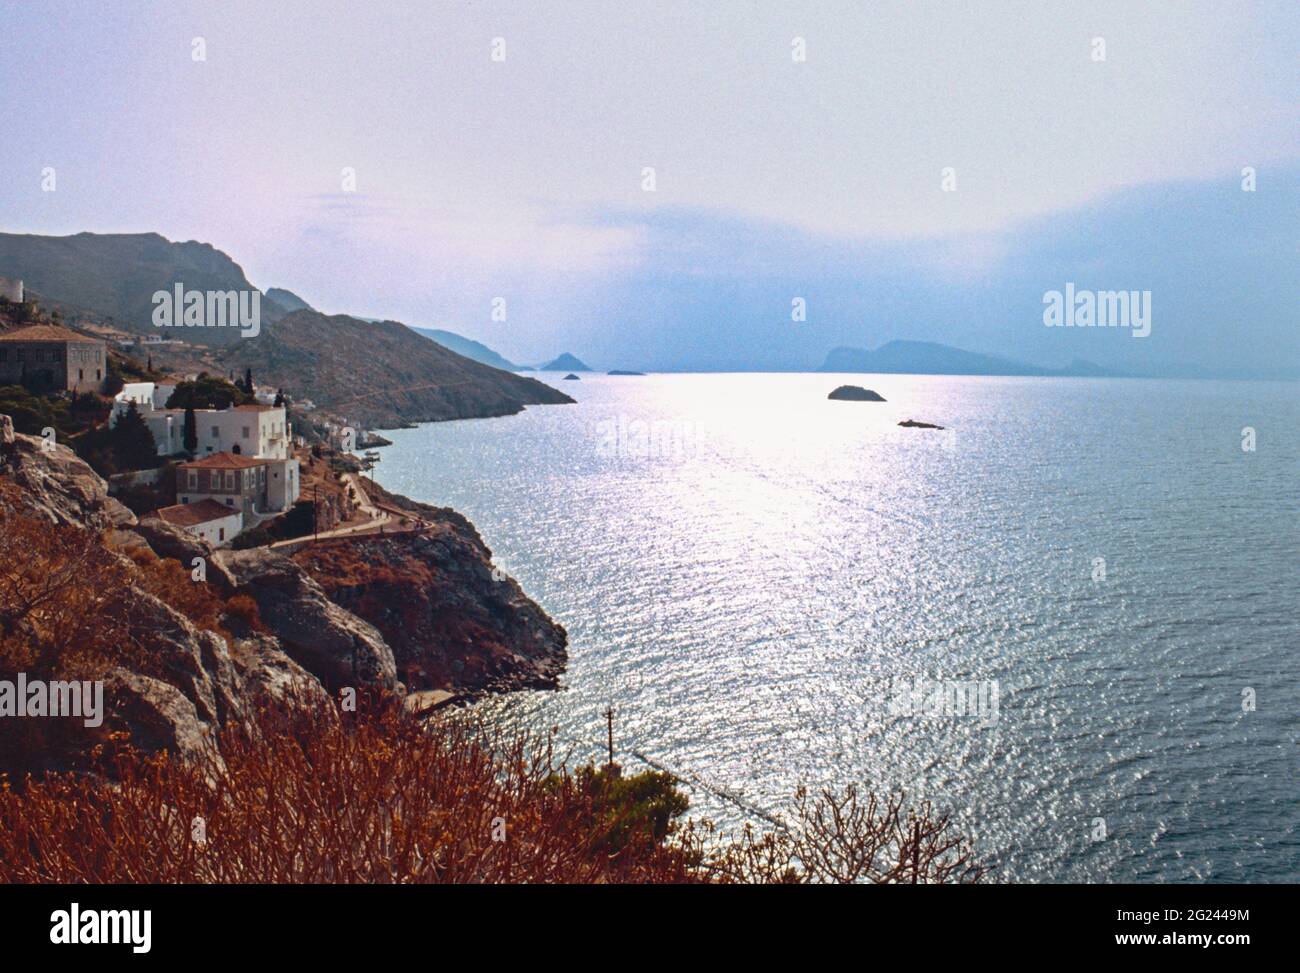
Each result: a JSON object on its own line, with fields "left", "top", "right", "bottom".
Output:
{"left": 187, "top": 471, "right": 198, "bottom": 490}
{"left": 78, "top": 369, "right": 83, "bottom": 381}
{"left": 211, "top": 426, "right": 219, "bottom": 439}
{"left": 0, "top": 350, "right": 6, "bottom": 362}
{"left": 225, "top": 498, "right": 234, "bottom": 507}
{"left": 218, "top": 528, "right": 225, "bottom": 542}
{"left": 16, "top": 350, "right": 24, "bottom": 362}
{"left": 95, "top": 369, "right": 101, "bottom": 380}
{"left": 242, "top": 426, "right": 250, "bottom": 439}
{"left": 225, "top": 471, "right": 235, "bottom": 491}
{"left": 53, "top": 349, "right": 62, "bottom": 362}
{"left": 35, "top": 350, "right": 44, "bottom": 363}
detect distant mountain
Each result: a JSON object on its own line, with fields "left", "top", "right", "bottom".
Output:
{"left": 0, "top": 230, "right": 573, "bottom": 426}
{"left": 216, "top": 310, "right": 573, "bottom": 428}
{"left": 0, "top": 231, "right": 290, "bottom": 343}
{"left": 265, "top": 287, "right": 313, "bottom": 312}
{"left": 539, "top": 352, "right": 591, "bottom": 372}
{"left": 818, "top": 340, "right": 1120, "bottom": 378}
{"left": 410, "top": 327, "right": 522, "bottom": 371}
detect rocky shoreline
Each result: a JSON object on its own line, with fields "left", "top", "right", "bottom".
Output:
{"left": 0, "top": 424, "right": 567, "bottom": 776}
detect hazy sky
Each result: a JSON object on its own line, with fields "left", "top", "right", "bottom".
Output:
{"left": 1, "top": 1, "right": 1297, "bottom": 374}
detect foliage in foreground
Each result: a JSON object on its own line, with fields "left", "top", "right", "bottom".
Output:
{"left": 0, "top": 700, "right": 987, "bottom": 884}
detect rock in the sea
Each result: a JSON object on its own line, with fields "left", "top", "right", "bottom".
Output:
{"left": 215, "top": 547, "right": 399, "bottom": 690}
{"left": 563, "top": 373, "right": 580, "bottom": 380}
{"left": 827, "top": 385, "right": 885, "bottom": 402}
{"left": 897, "top": 419, "right": 945, "bottom": 429}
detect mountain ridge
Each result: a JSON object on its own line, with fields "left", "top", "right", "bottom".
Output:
{"left": 818, "top": 340, "right": 1122, "bottom": 378}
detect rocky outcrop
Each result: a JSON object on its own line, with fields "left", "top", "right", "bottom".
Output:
{"left": 0, "top": 428, "right": 136, "bottom": 529}
{"left": 10, "top": 580, "right": 332, "bottom": 777}
{"left": 134, "top": 516, "right": 213, "bottom": 564}
{"left": 214, "top": 547, "right": 398, "bottom": 690}
{"left": 1, "top": 408, "right": 563, "bottom": 780}
{"left": 103, "top": 669, "right": 224, "bottom": 767}
{"left": 827, "top": 385, "right": 886, "bottom": 402}
{"left": 293, "top": 512, "right": 567, "bottom": 698}
{"left": 897, "top": 419, "right": 945, "bottom": 429}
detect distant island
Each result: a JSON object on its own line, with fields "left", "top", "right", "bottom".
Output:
{"left": 828, "top": 385, "right": 886, "bottom": 401}
{"left": 819, "top": 340, "right": 1120, "bottom": 378}
{"left": 608, "top": 370, "right": 646, "bottom": 376}
{"left": 540, "top": 352, "right": 592, "bottom": 372}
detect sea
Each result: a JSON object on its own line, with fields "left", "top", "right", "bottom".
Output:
{"left": 371, "top": 372, "right": 1298, "bottom": 882}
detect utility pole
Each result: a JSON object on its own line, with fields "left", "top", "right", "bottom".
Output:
{"left": 604, "top": 706, "right": 615, "bottom": 769}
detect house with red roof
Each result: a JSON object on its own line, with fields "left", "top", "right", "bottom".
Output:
{"left": 0, "top": 322, "right": 108, "bottom": 393}
{"left": 150, "top": 498, "right": 243, "bottom": 547}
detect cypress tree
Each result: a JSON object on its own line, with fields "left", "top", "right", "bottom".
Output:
{"left": 111, "top": 401, "right": 158, "bottom": 469}
{"left": 183, "top": 405, "right": 198, "bottom": 455}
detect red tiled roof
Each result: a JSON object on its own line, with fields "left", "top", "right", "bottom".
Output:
{"left": 0, "top": 323, "right": 103, "bottom": 343}
{"left": 178, "top": 451, "right": 270, "bottom": 470}
{"left": 151, "top": 499, "right": 239, "bottom": 527}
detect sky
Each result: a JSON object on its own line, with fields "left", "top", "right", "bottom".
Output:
{"left": 0, "top": 0, "right": 1297, "bottom": 375}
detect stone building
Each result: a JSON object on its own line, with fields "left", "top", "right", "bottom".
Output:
{"left": 176, "top": 450, "right": 300, "bottom": 519}
{"left": 0, "top": 323, "right": 107, "bottom": 393}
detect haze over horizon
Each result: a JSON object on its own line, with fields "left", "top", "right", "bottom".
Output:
{"left": 1, "top": 0, "right": 1296, "bottom": 377}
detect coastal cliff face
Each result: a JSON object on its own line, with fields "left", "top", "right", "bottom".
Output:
{"left": 0, "top": 419, "right": 567, "bottom": 778}
{"left": 293, "top": 525, "right": 568, "bottom": 698}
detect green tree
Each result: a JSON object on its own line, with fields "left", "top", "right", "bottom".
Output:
{"left": 548, "top": 764, "right": 690, "bottom": 855}
{"left": 109, "top": 402, "right": 158, "bottom": 470}
{"left": 166, "top": 374, "right": 251, "bottom": 410}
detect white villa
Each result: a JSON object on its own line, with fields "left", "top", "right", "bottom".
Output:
{"left": 111, "top": 382, "right": 292, "bottom": 460}
{"left": 152, "top": 498, "right": 243, "bottom": 547}
{"left": 119, "top": 381, "right": 301, "bottom": 533}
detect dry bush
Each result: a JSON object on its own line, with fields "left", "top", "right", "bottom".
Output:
{"left": 124, "top": 545, "right": 240, "bottom": 643}
{"left": 0, "top": 698, "right": 987, "bottom": 884}
{"left": 0, "top": 701, "right": 704, "bottom": 883}
{"left": 708, "top": 786, "right": 988, "bottom": 884}
{"left": 0, "top": 508, "right": 128, "bottom": 679}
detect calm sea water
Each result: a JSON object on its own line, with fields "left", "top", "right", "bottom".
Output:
{"left": 372, "top": 372, "right": 1298, "bottom": 882}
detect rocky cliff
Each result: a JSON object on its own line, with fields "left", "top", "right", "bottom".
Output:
{"left": 0, "top": 419, "right": 568, "bottom": 778}
{"left": 293, "top": 526, "right": 567, "bottom": 699}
